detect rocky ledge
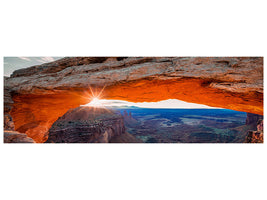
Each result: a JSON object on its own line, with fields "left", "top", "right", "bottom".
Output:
{"left": 45, "top": 106, "right": 139, "bottom": 143}
{"left": 4, "top": 131, "right": 35, "bottom": 143}
{"left": 6, "top": 57, "right": 263, "bottom": 96}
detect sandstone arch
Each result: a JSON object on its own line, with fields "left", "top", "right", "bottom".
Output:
{"left": 4, "top": 57, "right": 263, "bottom": 142}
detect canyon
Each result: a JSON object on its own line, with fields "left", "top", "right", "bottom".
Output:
{"left": 245, "top": 119, "right": 264, "bottom": 143}
{"left": 45, "top": 106, "right": 139, "bottom": 143}
{"left": 118, "top": 108, "right": 262, "bottom": 143}
{"left": 4, "top": 57, "right": 263, "bottom": 143}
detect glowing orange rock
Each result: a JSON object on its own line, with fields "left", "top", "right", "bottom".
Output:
{"left": 10, "top": 78, "right": 263, "bottom": 143}
{"left": 105, "top": 78, "right": 263, "bottom": 115}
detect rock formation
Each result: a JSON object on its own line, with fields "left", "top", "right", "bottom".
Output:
{"left": 4, "top": 77, "right": 15, "bottom": 131}
{"left": 46, "top": 106, "right": 132, "bottom": 143}
{"left": 4, "top": 57, "right": 263, "bottom": 142}
{"left": 246, "top": 113, "right": 263, "bottom": 130}
{"left": 109, "top": 132, "right": 142, "bottom": 143}
{"left": 122, "top": 110, "right": 138, "bottom": 126}
{"left": 4, "top": 131, "right": 35, "bottom": 143}
{"left": 246, "top": 119, "right": 263, "bottom": 143}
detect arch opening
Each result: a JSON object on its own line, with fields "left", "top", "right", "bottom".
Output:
{"left": 9, "top": 77, "right": 263, "bottom": 143}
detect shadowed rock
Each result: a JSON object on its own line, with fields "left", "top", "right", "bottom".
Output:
{"left": 246, "top": 119, "right": 263, "bottom": 143}
{"left": 246, "top": 113, "right": 263, "bottom": 130}
{"left": 45, "top": 106, "right": 136, "bottom": 143}
{"left": 4, "top": 131, "right": 35, "bottom": 143}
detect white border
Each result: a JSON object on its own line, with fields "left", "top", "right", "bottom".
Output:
{"left": 1, "top": 1, "right": 266, "bottom": 200}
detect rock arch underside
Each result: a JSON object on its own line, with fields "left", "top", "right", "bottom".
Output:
{"left": 4, "top": 57, "right": 263, "bottom": 143}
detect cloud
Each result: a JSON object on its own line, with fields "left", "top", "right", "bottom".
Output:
{"left": 40, "top": 57, "right": 55, "bottom": 63}
{"left": 19, "top": 57, "right": 31, "bottom": 61}
{"left": 4, "top": 57, "right": 63, "bottom": 76}
{"left": 36, "top": 57, "right": 55, "bottom": 63}
{"left": 37, "top": 59, "right": 46, "bottom": 63}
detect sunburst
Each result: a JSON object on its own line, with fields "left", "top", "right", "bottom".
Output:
{"left": 87, "top": 85, "right": 106, "bottom": 107}
{"left": 70, "top": 85, "right": 114, "bottom": 114}
{"left": 83, "top": 85, "right": 115, "bottom": 114}
{"left": 87, "top": 97, "right": 102, "bottom": 107}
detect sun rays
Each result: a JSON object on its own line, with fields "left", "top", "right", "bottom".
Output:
{"left": 88, "top": 85, "right": 106, "bottom": 101}
{"left": 72, "top": 85, "right": 107, "bottom": 106}
{"left": 77, "top": 85, "right": 115, "bottom": 114}
{"left": 87, "top": 85, "right": 106, "bottom": 107}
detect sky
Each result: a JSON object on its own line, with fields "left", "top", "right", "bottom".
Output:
{"left": 4, "top": 57, "right": 63, "bottom": 76}
{"left": 83, "top": 98, "right": 219, "bottom": 109}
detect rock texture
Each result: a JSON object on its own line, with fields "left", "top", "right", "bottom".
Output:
{"left": 246, "top": 113, "right": 263, "bottom": 130}
{"left": 246, "top": 119, "right": 263, "bottom": 143}
{"left": 46, "top": 107, "right": 126, "bottom": 143}
{"left": 4, "top": 77, "right": 15, "bottom": 131}
{"left": 4, "top": 57, "right": 263, "bottom": 142}
{"left": 109, "top": 132, "right": 142, "bottom": 143}
{"left": 4, "top": 131, "right": 35, "bottom": 143}
{"left": 6, "top": 57, "right": 263, "bottom": 96}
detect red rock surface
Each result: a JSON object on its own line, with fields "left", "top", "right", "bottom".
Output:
{"left": 4, "top": 57, "right": 263, "bottom": 142}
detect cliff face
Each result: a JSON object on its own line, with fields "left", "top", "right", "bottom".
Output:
{"left": 246, "top": 113, "right": 263, "bottom": 130}
{"left": 45, "top": 107, "right": 126, "bottom": 143}
{"left": 4, "top": 57, "right": 263, "bottom": 142}
{"left": 246, "top": 119, "right": 263, "bottom": 143}
{"left": 122, "top": 110, "right": 138, "bottom": 126}
{"left": 4, "top": 131, "right": 35, "bottom": 143}
{"left": 4, "top": 77, "right": 15, "bottom": 131}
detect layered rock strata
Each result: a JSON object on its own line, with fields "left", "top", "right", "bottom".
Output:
{"left": 45, "top": 107, "right": 126, "bottom": 143}
{"left": 4, "top": 131, "right": 35, "bottom": 143}
{"left": 246, "top": 119, "right": 264, "bottom": 143}
{"left": 246, "top": 113, "right": 263, "bottom": 130}
{"left": 4, "top": 77, "right": 15, "bottom": 131}
{"left": 4, "top": 57, "right": 263, "bottom": 142}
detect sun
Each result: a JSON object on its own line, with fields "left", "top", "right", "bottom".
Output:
{"left": 80, "top": 85, "right": 109, "bottom": 108}
{"left": 88, "top": 97, "right": 103, "bottom": 107}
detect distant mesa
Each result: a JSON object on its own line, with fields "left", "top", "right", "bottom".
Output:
{"left": 122, "top": 110, "right": 138, "bottom": 124}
